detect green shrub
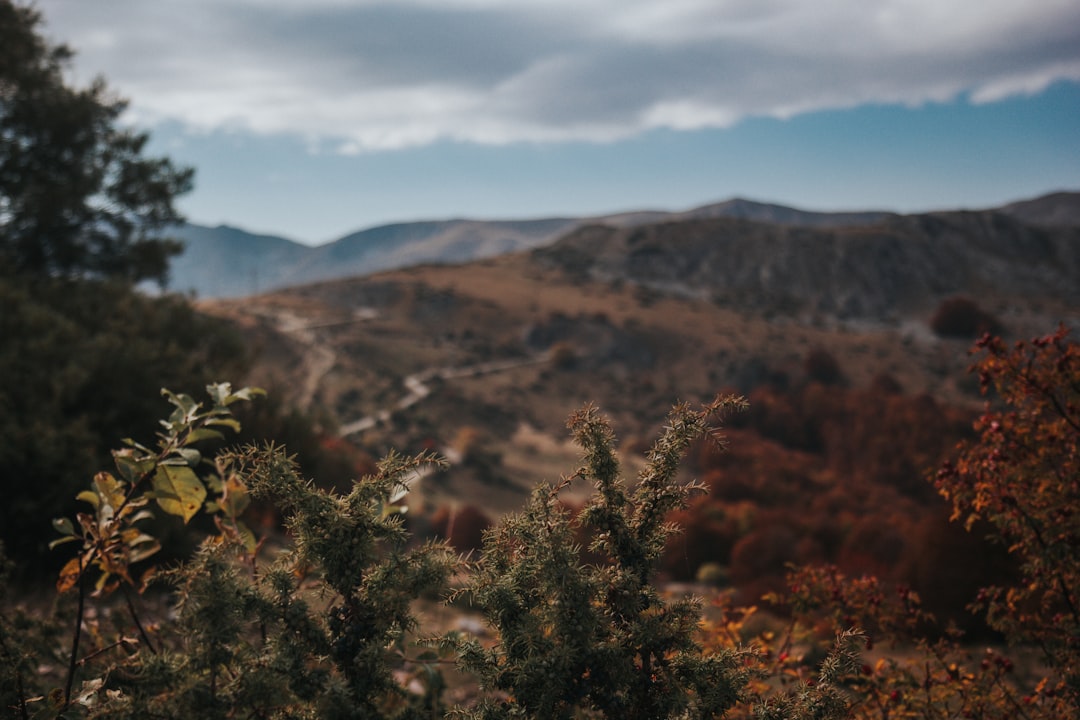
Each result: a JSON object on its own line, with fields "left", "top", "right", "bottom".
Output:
{"left": 5, "top": 384, "right": 457, "bottom": 718}
{"left": 1, "top": 385, "right": 870, "bottom": 719}
{"left": 454, "top": 398, "right": 756, "bottom": 719}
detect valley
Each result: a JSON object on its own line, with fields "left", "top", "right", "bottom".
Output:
{"left": 195, "top": 194, "right": 1078, "bottom": 611}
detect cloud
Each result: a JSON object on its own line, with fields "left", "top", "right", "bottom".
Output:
{"left": 36, "top": 0, "right": 1080, "bottom": 151}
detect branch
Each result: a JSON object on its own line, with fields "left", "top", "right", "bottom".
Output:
{"left": 61, "top": 556, "right": 87, "bottom": 712}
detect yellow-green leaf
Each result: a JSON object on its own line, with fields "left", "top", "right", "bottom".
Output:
{"left": 76, "top": 490, "right": 99, "bottom": 508}
{"left": 113, "top": 449, "right": 156, "bottom": 484}
{"left": 48, "top": 535, "right": 80, "bottom": 550}
{"left": 153, "top": 466, "right": 206, "bottom": 523}
{"left": 92, "top": 472, "right": 126, "bottom": 512}
{"left": 183, "top": 427, "right": 225, "bottom": 446}
{"left": 52, "top": 517, "right": 75, "bottom": 536}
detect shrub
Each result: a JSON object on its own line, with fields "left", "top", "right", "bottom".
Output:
{"left": 4, "top": 384, "right": 458, "bottom": 718}
{"left": 454, "top": 397, "right": 761, "bottom": 719}
{"left": 21, "top": 368, "right": 1069, "bottom": 718}
{"left": 929, "top": 296, "right": 1003, "bottom": 338}
{"left": 803, "top": 347, "right": 845, "bottom": 386}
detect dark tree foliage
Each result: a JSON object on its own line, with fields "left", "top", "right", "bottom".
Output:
{"left": 929, "top": 296, "right": 1003, "bottom": 340}
{"left": 0, "top": 278, "right": 249, "bottom": 572}
{"left": 0, "top": 0, "right": 192, "bottom": 285}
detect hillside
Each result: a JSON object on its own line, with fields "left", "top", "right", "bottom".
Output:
{"left": 190, "top": 193, "right": 1080, "bottom": 623}
{"left": 199, "top": 197, "right": 1079, "bottom": 514}
{"left": 171, "top": 192, "right": 1079, "bottom": 298}
{"left": 998, "top": 190, "right": 1080, "bottom": 226}
{"left": 536, "top": 211, "right": 1080, "bottom": 320}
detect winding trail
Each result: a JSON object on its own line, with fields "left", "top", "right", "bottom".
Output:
{"left": 261, "top": 305, "right": 548, "bottom": 438}
{"left": 273, "top": 310, "right": 338, "bottom": 411}
{"left": 337, "top": 354, "right": 549, "bottom": 438}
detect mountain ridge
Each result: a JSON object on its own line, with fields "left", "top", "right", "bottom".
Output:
{"left": 167, "top": 191, "right": 1080, "bottom": 298}
{"left": 534, "top": 209, "right": 1080, "bottom": 321}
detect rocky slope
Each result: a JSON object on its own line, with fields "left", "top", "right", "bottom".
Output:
{"left": 535, "top": 209, "right": 1080, "bottom": 321}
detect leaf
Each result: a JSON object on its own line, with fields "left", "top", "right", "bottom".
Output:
{"left": 206, "top": 417, "right": 241, "bottom": 433}
{"left": 176, "top": 447, "right": 202, "bottom": 467}
{"left": 48, "top": 535, "right": 80, "bottom": 550}
{"left": 128, "top": 509, "right": 155, "bottom": 524}
{"left": 76, "top": 490, "right": 100, "bottom": 509}
{"left": 92, "top": 472, "right": 126, "bottom": 518}
{"left": 206, "top": 382, "right": 232, "bottom": 405}
{"left": 227, "top": 386, "right": 266, "bottom": 403}
{"left": 52, "top": 517, "right": 76, "bottom": 536}
{"left": 113, "top": 450, "right": 156, "bottom": 484}
{"left": 183, "top": 427, "right": 225, "bottom": 446}
{"left": 233, "top": 519, "right": 257, "bottom": 554}
{"left": 57, "top": 556, "right": 82, "bottom": 593}
{"left": 73, "top": 676, "right": 104, "bottom": 706}
{"left": 152, "top": 465, "right": 207, "bottom": 523}
{"left": 389, "top": 483, "right": 410, "bottom": 505}
{"left": 122, "top": 438, "right": 154, "bottom": 453}
{"left": 162, "top": 388, "right": 198, "bottom": 417}
{"left": 204, "top": 473, "right": 223, "bottom": 493}
{"left": 138, "top": 566, "right": 158, "bottom": 593}
{"left": 218, "top": 473, "right": 250, "bottom": 518}
{"left": 126, "top": 535, "right": 161, "bottom": 564}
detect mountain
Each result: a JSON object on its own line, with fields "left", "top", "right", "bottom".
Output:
{"left": 997, "top": 190, "right": 1080, "bottom": 227}
{"left": 597, "top": 197, "right": 897, "bottom": 228}
{"left": 310, "top": 217, "right": 578, "bottom": 283}
{"left": 166, "top": 218, "right": 577, "bottom": 298}
{"left": 535, "top": 210, "right": 1080, "bottom": 320}
{"left": 166, "top": 192, "right": 1079, "bottom": 299}
{"left": 167, "top": 224, "right": 311, "bottom": 297}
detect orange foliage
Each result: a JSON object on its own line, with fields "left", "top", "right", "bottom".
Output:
{"left": 936, "top": 325, "right": 1080, "bottom": 701}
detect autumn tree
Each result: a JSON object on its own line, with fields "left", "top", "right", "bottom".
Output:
{"left": 0, "top": 0, "right": 192, "bottom": 284}
{"left": 936, "top": 325, "right": 1080, "bottom": 706}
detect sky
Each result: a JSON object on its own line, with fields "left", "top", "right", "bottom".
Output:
{"left": 34, "top": 0, "right": 1080, "bottom": 246}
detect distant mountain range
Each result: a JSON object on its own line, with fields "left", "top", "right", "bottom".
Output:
{"left": 165, "top": 191, "right": 1080, "bottom": 299}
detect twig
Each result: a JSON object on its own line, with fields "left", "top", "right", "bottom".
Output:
{"left": 75, "top": 637, "right": 137, "bottom": 667}
{"left": 61, "top": 556, "right": 87, "bottom": 712}
{"left": 122, "top": 585, "right": 157, "bottom": 655}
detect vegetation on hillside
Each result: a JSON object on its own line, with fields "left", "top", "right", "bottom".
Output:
{"left": 3, "top": 2, "right": 1077, "bottom": 716}
{"left": 0, "top": 327, "right": 1076, "bottom": 718}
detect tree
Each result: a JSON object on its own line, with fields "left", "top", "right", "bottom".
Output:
{"left": 0, "top": 279, "right": 249, "bottom": 572}
{"left": 929, "top": 296, "right": 1003, "bottom": 340}
{"left": 936, "top": 325, "right": 1080, "bottom": 705}
{"left": 0, "top": 0, "right": 192, "bottom": 285}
